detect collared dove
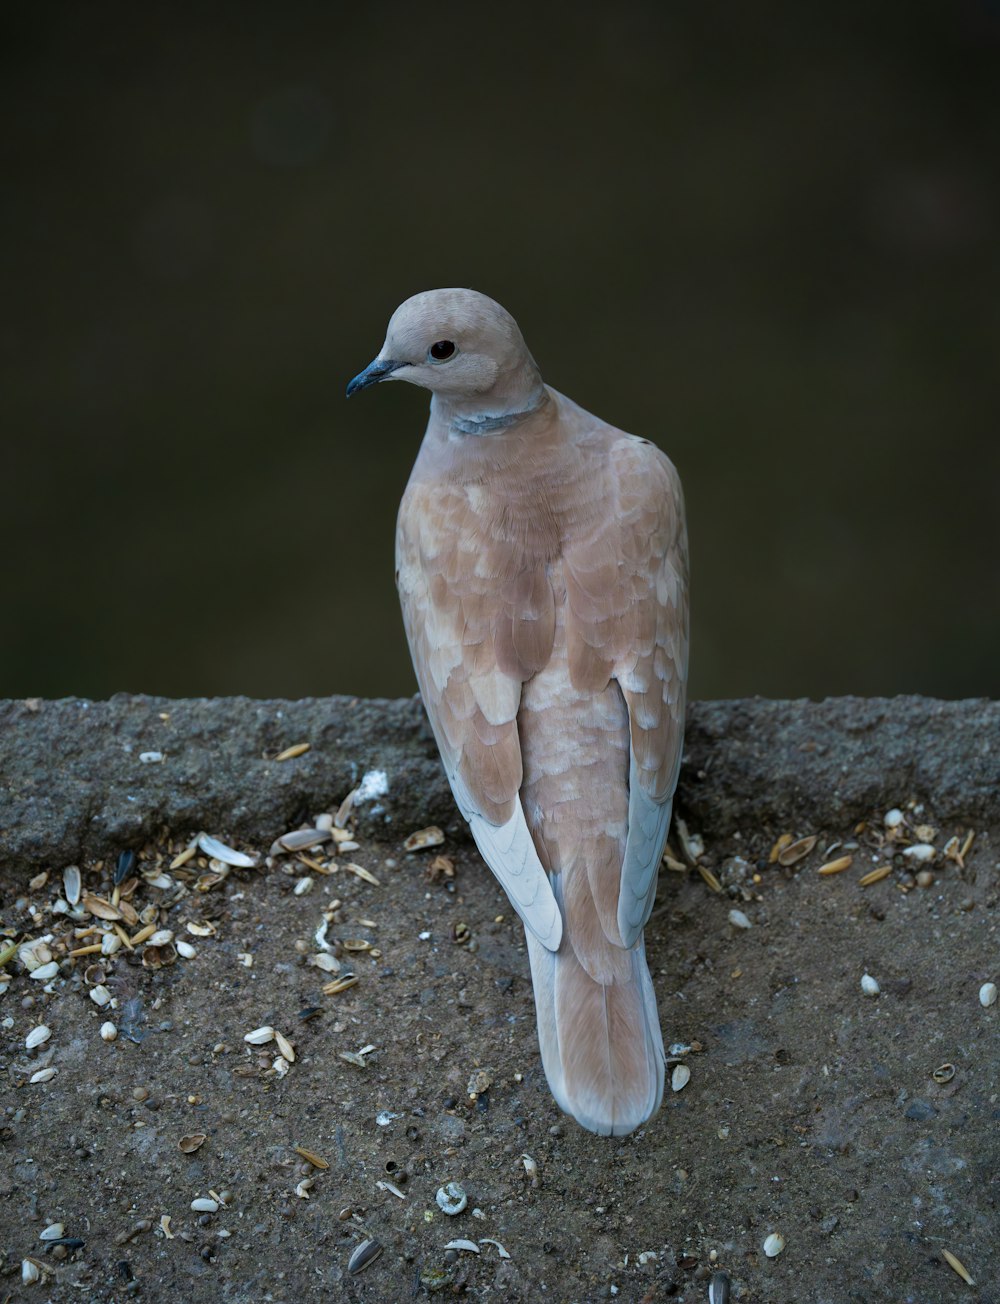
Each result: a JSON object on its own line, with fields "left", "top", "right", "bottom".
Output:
{"left": 348, "top": 289, "right": 688, "bottom": 1136}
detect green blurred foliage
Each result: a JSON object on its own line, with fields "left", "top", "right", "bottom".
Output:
{"left": 2, "top": 2, "right": 998, "bottom": 702}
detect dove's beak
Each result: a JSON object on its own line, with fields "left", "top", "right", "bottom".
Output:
{"left": 346, "top": 357, "right": 406, "bottom": 397}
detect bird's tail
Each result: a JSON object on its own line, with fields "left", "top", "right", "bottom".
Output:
{"left": 525, "top": 928, "right": 665, "bottom": 1137}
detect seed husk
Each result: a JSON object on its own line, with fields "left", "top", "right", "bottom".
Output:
{"left": 83, "top": 894, "right": 121, "bottom": 921}
{"left": 479, "top": 1238, "right": 511, "bottom": 1259}
{"left": 170, "top": 846, "right": 197, "bottom": 870}
{"left": 858, "top": 864, "right": 892, "bottom": 886}
{"left": 403, "top": 826, "right": 445, "bottom": 852}
{"left": 292, "top": 1146, "right": 329, "bottom": 1169}
{"left": 276, "top": 828, "right": 331, "bottom": 852}
{"left": 777, "top": 835, "right": 817, "bottom": 866}
{"left": 179, "top": 1133, "right": 207, "bottom": 1153}
{"left": 932, "top": 1063, "right": 955, "bottom": 1084}
{"left": 274, "top": 742, "right": 310, "bottom": 761}
{"left": 671, "top": 1064, "right": 691, "bottom": 1092}
{"left": 30, "top": 960, "right": 60, "bottom": 981}
{"left": 436, "top": 1181, "right": 468, "bottom": 1214}
{"left": 768, "top": 833, "right": 794, "bottom": 864}
{"left": 30, "top": 1067, "right": 58, "bottom": 1083}
{"left": 698, "top": 865, "right": 722, "bottom": 893}
{"left": 818, "top": 855, "right": 853, "bottom": 876}
{"left": 39, "top": 1223, "right": 65, "bottom": 1241}
{"left": 344, "top": 863, "right": 381, "bottom": 886}
{"left": 274, "top": 1030, "right": 295, "bottom": 1063}
{"left": 942, "top": 1248, "right": 975, "bottom": 1285}
{"left": 100, "top": 1022, "right": 118, "bottom": 1042}
{"left": 190, "top": 1197, "right": 219, "bottom": 1213}
{"left": 90, "top": 984, "right": 112, "bottom": 1006}
{"left": 444, "top": 1239, "right": 480, "bottom": 1253}
{"left": 763, "top": 1232, "right": 785, "bottom": 1258}
{"left": 196, "top": 834, "right": 258, "bottom": 868}
{"left": 63, "top": 866, "right": 82, "bottom": 906}
{"left": 348, "top": 1238, "right": 383, "bottom": 1274}
{"left": 244, "top": 1026, "right": 275, "bottom": 1045}
{"left": 902, "top": 843, "right": 935, "bottom": 863}
{"left": 26, "top": 1025, "right": 52, "bottom": 1050}
{"left": 322, "top": 974, "right": 359, "bottom": 995}
{"left": 176, "top": 940, "right": 196, "bottom": 959}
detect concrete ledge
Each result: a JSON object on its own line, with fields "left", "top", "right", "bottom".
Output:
{"left": 1, "top": 694, "right": 996, "bottom": 869}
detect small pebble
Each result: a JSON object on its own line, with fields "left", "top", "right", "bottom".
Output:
{"left": 916, "top": 870, "right": 934, "bottom": 888}
{"left": 860, "top": 973, "right": 880, "bottom": 997}
{"left": 728, "top": 909, "right": 752, "bottom": 930}
{"left": 100, "top": 1022, "right": 118, "bottom": 1042}
{"left": 980, "top": 982, "right": 997, "bottom": 1008}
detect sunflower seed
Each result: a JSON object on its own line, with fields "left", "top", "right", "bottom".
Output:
{"left": 671, "top": 1064, "right": 691, "bottom": 1092}
{"left": 26, "top": 1025, "right": 52, "bottom": 1049}
{"left": 147, "top": 929, "right": 174, "bottom": 947}
{"left": 191, "top": 1197, "right": 219, "bottom": 1213}
{"left": 63, "top": 866, "right": 82, "bottom": 906}
{"left": 347, "top": 1238, "right": 383, "bottom": 1274}
{"left": 276, "top": 828, "right": 332, "bottom": 853}
{"left": 39, "top": 1223, "right": 65, "bottom": 1241}
{"left": 322, "top": 973, "right": 359, "bottom": 994}
{"left": 308, "top": 953, "right": 340, "bottom": 972}
{"left": 902, "top": 843, "right": 935, "bottom": 863}
{"left": 30, "top": 1067, "right": 58, "bottom": 1083}
{"left": 186, "top": 921, "right": 217, "bottom": 937}
{"left": 244, "top": 1026, "right": 275, "bottom": 1045}
{"left": 176, "top": 940, "right": 196, "bottom": 959}
{"left": 197, "top": 834, "right": 258, "bottom": 868}
{"left": 22, "top": 1259, "right": 42, "bottom": 1284}
{"left": 100, "top": 1022, "right": 118, "bottom": 1041}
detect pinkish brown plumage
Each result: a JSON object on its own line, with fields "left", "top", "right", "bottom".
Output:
{"left": 348, "top": 289, "right": 688, "bottom": 1135}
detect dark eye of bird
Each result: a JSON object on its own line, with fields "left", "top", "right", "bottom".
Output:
{"left": 430, "top": 340, "right": 456, "bottom": 361}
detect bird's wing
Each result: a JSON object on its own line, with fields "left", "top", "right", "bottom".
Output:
{"left": 396, "top": 477, "right": 562, "bottom": 950}
{"left": 563, "top": 436, "right": 689, "bottom": 948}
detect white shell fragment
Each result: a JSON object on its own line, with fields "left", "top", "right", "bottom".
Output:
{"left": 147, "top": 930, "right": 174, "bottom": 947}
{"left": 39, "top": 1223, "right": 65, "bottom": 1241}
{"left": 763, "top": 1233, "right": 785, "bottom": 1258}
{"left": 308, "top": 953, "right": 340, "bottom": 973}
{"left": 293, "top": 877, "right": 314, "bottom": 896}
{"left": 139, "top": 751, "right": 164, "bottom": 764}
{"left": 22, "top": 1259, "right": 41, "bottom": 1284}
{"left": 197, "top": 834, "right": 258, "bottom": 868}
{"left": 63, "top": 865, "right": 82, "bottom": 905}
{"left": 356, "top": 769, "right": 389, "bottom": 802}
{"left": 980, "top": 982, "right": 997, "bottom": 1008}
{"left": 444, "top": 1239, "right": 480, "bottom": 1254}
{"left": 671, "top": 1064, "right": 691, "bottom": 1092}
{"left": 90, "top": 984, "right": 112, "bottom": 1007}
{"left": 902, "top": 843, "right": 935, "bottom": 863}
{"left": 26, "top": 1025, "right": 52, "bottom": 1050}
{"left": 191, "top": 1197, "right": 219, "bottom": 1213}
{"left": 176, "top": 940, "right": 196, "bottom": 960}
{"left": 376, "top": 1110, "right": 404, "bottom": 1127}
{"left": 728, "top": 909, "right": 752, "bottom": 930}
{"left": 30, "top": 1067, "right": 58, "bottom": 1083}
{"left": 30, "top": 961, "right": 59, "bottom": 982}
{"left": 436, "top": 1182, "right": 468, "bottom": 1215}
{"left": 479, "top": 1238, "right": 511, "bottom": 1259}
{"left": 244, "top": 1026, "right": 276, "bottom": 1045}
{"left": 101, "top": 932, "right": 122, "bottom": 956}
{"left": 861, "top": 973, "right": 881, "bottom": 997}
{"left": 100, "top": 1022, "right": 118, "bottom": 1042}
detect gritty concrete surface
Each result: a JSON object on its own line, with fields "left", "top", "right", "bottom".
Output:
{"left": 0, "top": 694, "right": 997, "bottom": 1303}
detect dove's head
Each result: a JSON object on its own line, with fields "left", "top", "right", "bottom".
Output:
{"left": 347, "top": 289, "right": 545, "bottom": 426}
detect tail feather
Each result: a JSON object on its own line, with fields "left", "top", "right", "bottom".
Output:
{"left": 526, "top": 931, "right": 664, "bottom": 1137}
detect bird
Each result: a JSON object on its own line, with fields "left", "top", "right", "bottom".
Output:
{"left": 347, "top": 289, "right": 688, "bottom": 1136}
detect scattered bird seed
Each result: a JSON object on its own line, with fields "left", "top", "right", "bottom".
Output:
{"left": 275, "top": 742, "right": 310, "bottom": 761}
{"left": 777, "top": 835, "right": 817, "bottom": 866}
{"left": 25, "top": 1025, "right": 52, "bottom": 1049}
{"left": 444, "top": 1239, "right": 480, "bottom": 1253}
{"left": 22, "top": 1259, "right": 42, "bottom": 1284}
{"left": 274, "top": 1030, "right": 295, "bottom": 1062}
{"left": 191, "top": 1197, "right": 219, "bottom": 1213}
{"left": 348, "top": 1238, "right": 383, "bottom": 1274}
{"left": 308, "top": 953, "right": 340, "bottom": 972}
{"left": 186, "top": 921, "right": 217, "bottom": 937}
{"left": 376, "top": 1110, "right": 404, "bottom": 1126}
{"left": 377, "top": 1180, "right": 406, "bottom": 1200}
{"left": 293, "top": 1146, "right": 329, "bottom": 1169}
{"left": 942, "top": 1248, "right": 975, "bottom": 1286}
{"left": 932, "top": 1064, "right": 955, "bottom": 1084}
{"left": 521, "top": 1154, "right": 540, "bottom": 1187}
{"left": 861, "top": 973, "right": 880, "bottom": 997}
{"left": 30, "top": 961, "right": 60, "bottom": 982}
{"left": 858, "top": 864, "right": 892, "bottom": 887}
{"left": 708, "top": 1272, "right": 731, "bottom": 1304}
{"left": 884, "top": 809, "right": 904, "bottom": 828}
{"left": 323, "top": 974, "right": 359, "bottom": 995}
{"left": 698, "top": 865, "right": 722, "bottom": 893}
{"left": 404, "top": 826, "right": 445, "bottom": 852}
{"left": 436, "top": 1181, "right": 468, "bottom": 1214}
{"left": 344, "top": 862, "right": 381, "bottom": 886}
{"left": 902, "top": 843, "right": 935, "bottom": 863}
{"left": 818, "top": 855, "right": 853, "bottom": 876}
{"left": 293, "top": 877, "right": 314, "bottom": 896}
{"left": 196, "top": 834, "right": 258, "bottom": 868}
{"left": 100, "top": 1021, "right": 118, "bottom": 1041}
{"left": 675, "top": 817, "right": 704, "bottom": 863}
{"left": 979, "top": 982, "right": 997, "bottom": 1008}
{"left": 179, "top": 1133, "right": 207, "bottom": 1153}
{"left": 671, "top": 1064, "right": 691, "bottom": 1092}
{"left": 30, "top": 1067, "right": 58, "bottom": 1084}
{"left": 90, "top": 985, "right": 112, "bottom": 1007}
{"left": 115, "top": 850, "right": 136, "bottom": 885}
{"left": 244, "top": 1026, "right": 275, "bottom": 1045}
{"left": 728, "top": 909, "right": 752, "bottom": 930}
{"left": 763, "top": 1233, "right": 785, "bottom": 1258}
{"left": 39, "top": 1223, "right": 65, "bottom": 1241}
{"left": 147, "top": 929, "right": 174, "bottom": 947}
{"left": 176, "top": 940, "right": 196, "bottom": 959}
{"left": 63, "top": 866, "right": 81, "bottom": 906}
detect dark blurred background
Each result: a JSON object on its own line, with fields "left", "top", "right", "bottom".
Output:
{"left": 3, "top": 3, "right": 998, "bottom": 705}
